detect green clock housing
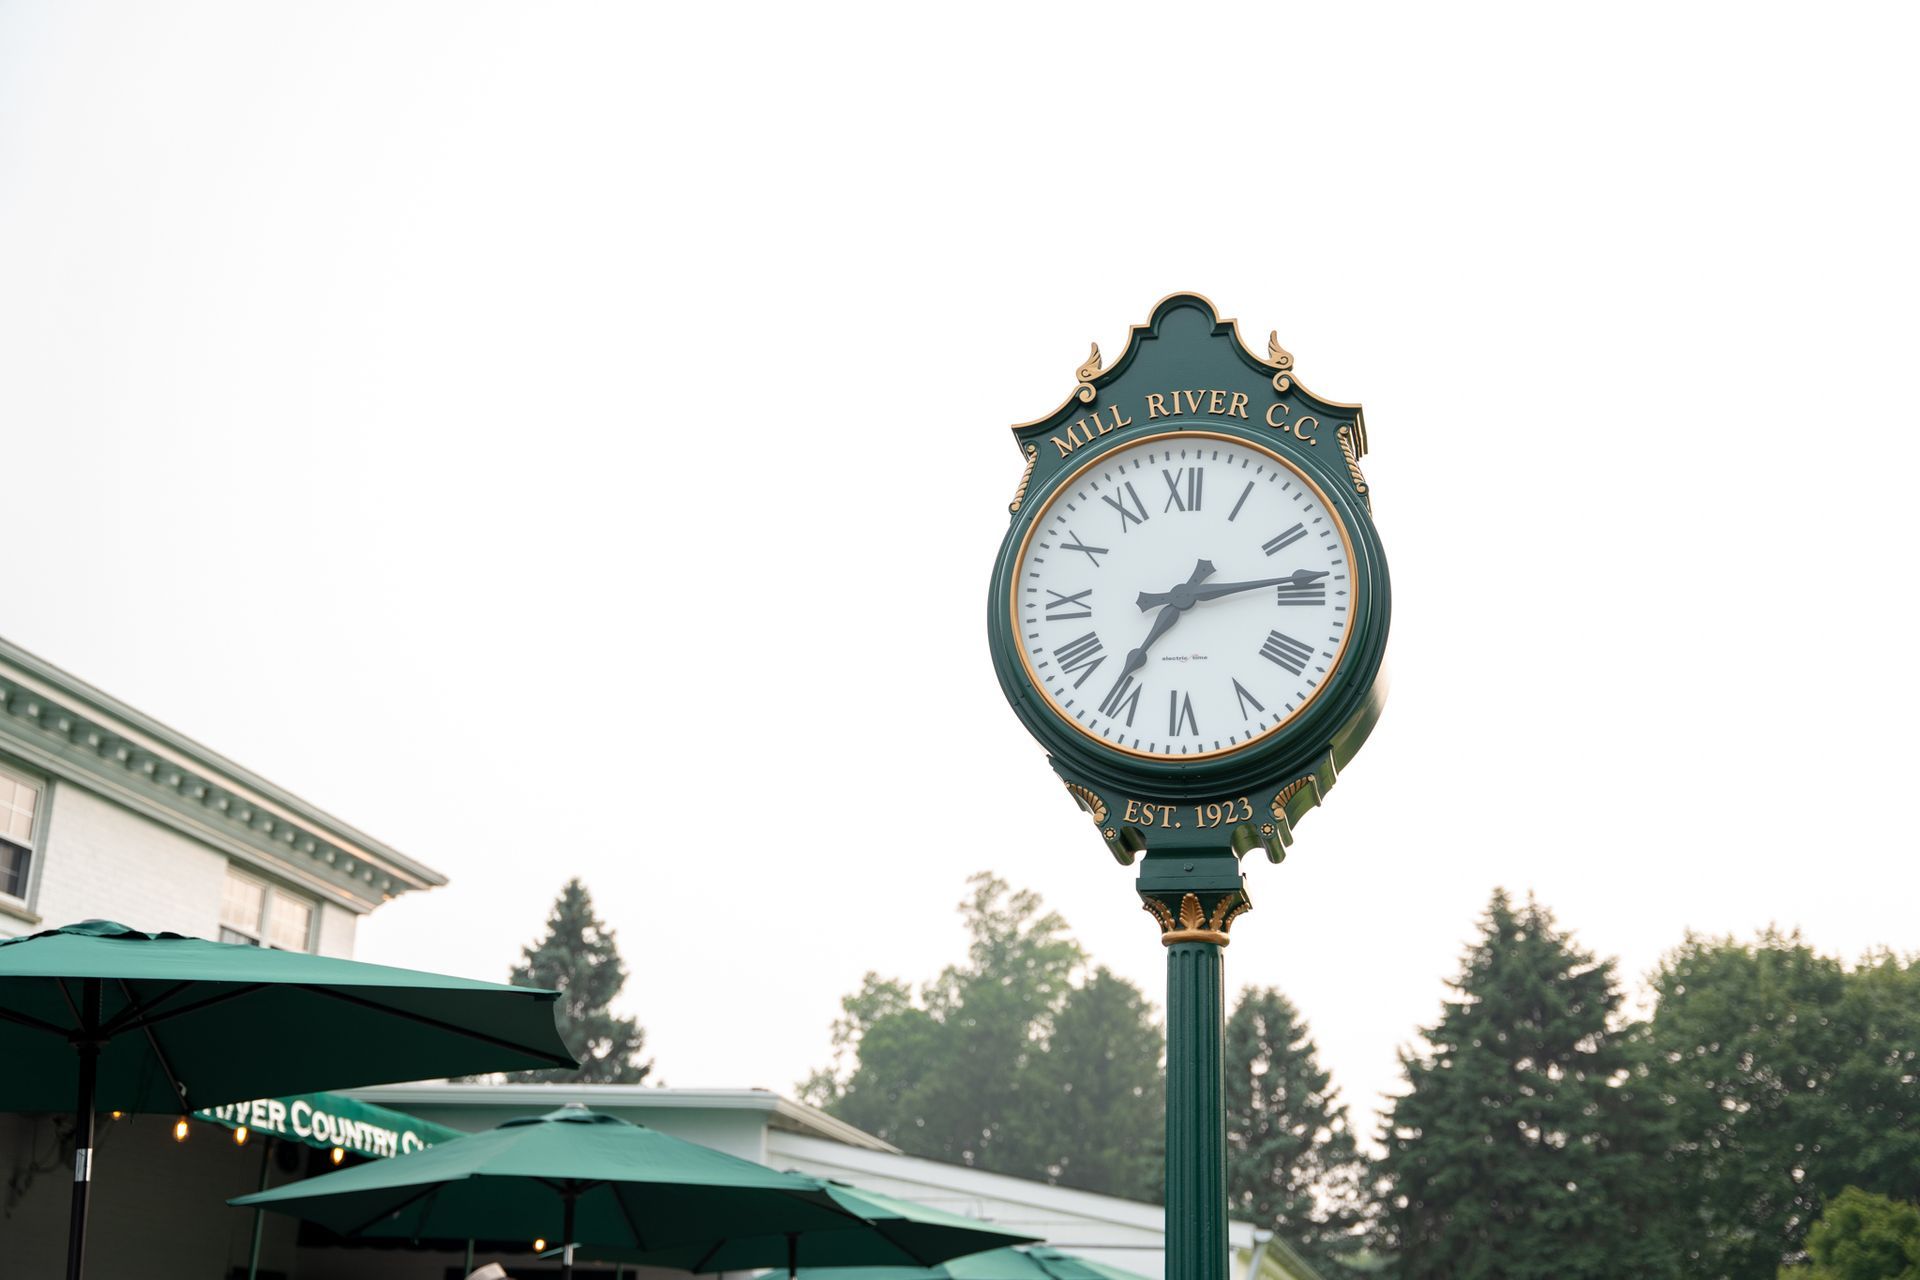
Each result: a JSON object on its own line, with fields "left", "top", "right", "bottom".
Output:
{"left": 987, "top": 293, "right": 1391, "bottom": 864}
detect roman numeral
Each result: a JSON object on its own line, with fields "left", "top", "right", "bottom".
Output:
{"left": 1259, "top": 630, "right": 1315, "bottom": 676}
{"left": 1053, "top": 632, "right": 1106, "bottom": 688}
{"left": 1044, "top": 587, "right": 1094, "bottom": 620}
{"left": 1274, "top": 573, "right": 1328, "bottom": 606}
{"left": 1232, "top": 678, "right": 1265, "bottom": 718}
{"left": 1169, "top": 691, "right": 1198, "bottom": 736}
{"left": 1263, "top": 524, "right": 1307, "bottom": 556}
{"left": 1099, "top": 673, "right": 1142, "bottom": 726}
{"left": 1161, "top": 467, "right": 1203, "bottom": 512}
{"left": 1228, "top": 481, "right": 1254, "bottom": 522}
{"left": 1102, "top": 482, "right": 1149, "bottom": 531}
{"left": 1060, "top": 529, "right": 1109, "bottom": 567}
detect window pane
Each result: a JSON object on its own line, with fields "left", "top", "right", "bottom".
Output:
{"left": 1, "top": 840, "right": 26, "bottom": 899}
{"left": 218, "top": 926, "right": 260, "bottom": 947}
{"left": 269, "top": 895, "right": 314, "bottom": 952}
{"left": 7, "top": 810, "right": 28, "bottom": 843}
{"left": 220, "top": 871, "right": 265, "bottom": 934}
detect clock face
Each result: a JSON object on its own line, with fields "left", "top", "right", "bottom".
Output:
{"left": 1010, "top": 430, "right": 1356, "bottom": 760}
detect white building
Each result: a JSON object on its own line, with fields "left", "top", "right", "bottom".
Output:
{"left": 0, "top": 635, "right": 445, "bottom": 952}
{"left": 0, "top": 637, "right": 1325, "bottom": 1280}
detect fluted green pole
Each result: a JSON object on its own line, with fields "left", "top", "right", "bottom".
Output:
{"left": 1138, "top": 852, "right": 1248, "bottom": 1280}
{"left": 1165, "top": 939, "right": 1228, "bottom": 1280}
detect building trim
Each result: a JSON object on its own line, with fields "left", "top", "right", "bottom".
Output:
{"left": 347, "top": 1084, "right": 902, "bottom": 1153}
{"left": 0, "top": 637, "right": 444, "bottom": 912}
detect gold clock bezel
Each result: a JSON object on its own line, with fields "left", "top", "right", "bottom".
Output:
{"left": 1010, "top": 429, "right": 1359, "bottom": 762}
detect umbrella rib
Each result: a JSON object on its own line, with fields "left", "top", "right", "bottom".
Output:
{"left": 0, "top": 1002, "right": 74, "bottom": 1038}
{"left": 117, "top": 978, "right": 191, "bottom": 1111}
{"left": 298, "top": 984, "right": 575, "bottom": 1067}
{"left": 340, "top": 1178, "right": 448, "bottom": 1239}
{"left": 100, "top": 981, "right": 257, "bottom": 1038}
{"left": 606, "top": 1183, "right": 650, "bottom": 1251}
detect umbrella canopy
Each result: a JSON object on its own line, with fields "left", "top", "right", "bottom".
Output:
{"left": 786, "top": 1245, "right": 1155, "bottom": 1280}
{"left": 0, "top": 919, "right": 575, "bottom": 1280}
{"left": 598, "top": 1180, "right": 1044, "bottom": 1273}
{"left": 234, "top": 1107, "right": 1038, "bottom": 1279}
{"left": 0, "top": 920, "right": 574, "bottom": 1112}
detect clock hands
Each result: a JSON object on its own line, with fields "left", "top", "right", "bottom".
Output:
{"left": 1135, "top": 567, "right": 1329, "bottom": 611}
{"left": 1098, "top": 559, "right": 1214, "bottom": 714}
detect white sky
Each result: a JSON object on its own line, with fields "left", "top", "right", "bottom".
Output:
{"left": 3, "top": 3, "right": 1916, "bottom": 1145}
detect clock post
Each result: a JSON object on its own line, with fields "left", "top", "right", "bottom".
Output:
{"left": 987, "top": 294, "right": 1391, "bottom": 1280}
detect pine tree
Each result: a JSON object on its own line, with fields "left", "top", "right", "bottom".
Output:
{"left": 505, "top": 879, "right": 651, "bottom": 1084}
{"left": 1375, "top": 890, "right": 1679, "bottom": 1280}
{"left": 1225, "top": 987, "right": 1367, "bottom": 1273}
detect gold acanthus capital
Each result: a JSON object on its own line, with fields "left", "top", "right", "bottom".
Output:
{"left": 1142, "top": 888, "right": 1251, "bottom": 947}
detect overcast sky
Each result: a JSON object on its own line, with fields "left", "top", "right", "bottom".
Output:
{"left": 3, "top": 3, "right": 1916, "bottom": 1143}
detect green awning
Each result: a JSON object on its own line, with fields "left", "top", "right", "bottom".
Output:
{"left": 196, "top": 1092, "right": 462, "bottom": 1159}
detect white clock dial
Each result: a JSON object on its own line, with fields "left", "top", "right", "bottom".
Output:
{"left": 1011, "top": 431, "right": 1355, "bottom": 760}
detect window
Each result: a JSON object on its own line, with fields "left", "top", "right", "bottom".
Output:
{"left": 219, "top": 867, "right": 315, "bottom": 952}
{"left": 0, "top": 766, "right": 42, "bottom": 902}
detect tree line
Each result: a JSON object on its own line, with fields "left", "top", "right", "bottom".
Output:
{"left": 494, "top": 876, "right": 1919, "bottom": 1279}
{"left": 799, "top": 876, "right": 1920, "bottom": 1280}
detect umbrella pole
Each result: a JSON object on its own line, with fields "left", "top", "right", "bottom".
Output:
{"left": 246, "top": 1138, "right": 273, "bottom": 1280}
{"left": 65, "top": 977, "right": 102, "bottom": 1280}
{"left": 789, "top": 1232, "right": 799, "bottom": 1280}
{"left": 464, "top": 1239, "right": 474, "bottom": 1276}
{"left": 562, "top": 1189, "right": 578, "bottom": 1280}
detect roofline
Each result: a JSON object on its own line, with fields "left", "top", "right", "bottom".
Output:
{"left": 344, "top": 1084, "right": 901, "bottom": 1154}
{"left": 0, "top": 635, "right": 445, "bottom": 905}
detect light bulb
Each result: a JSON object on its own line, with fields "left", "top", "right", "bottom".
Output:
{"left": 173, "top": 1118, "right": 189, "bottom": 1142}
{"left": 330, "top": 1147, "right": 345, "bottom": 1165}
{"left": 109, "top": 1111, "right": 122, "bottom": 1120}
{"left": 233, "top": 1126, "right": 249, "bottom": 1146}
{"left": 533, "top": 1239, "right": 548, "bottom": 1252}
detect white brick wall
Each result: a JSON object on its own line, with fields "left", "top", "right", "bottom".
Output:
{"left": 316, "top": 899, "right": 357, "bottom": 957}
{"left": 24, "top": 782, "right": 361, "bottom": 957}
{"left": 29, "top": 783, "right": 229, "bottom": 938}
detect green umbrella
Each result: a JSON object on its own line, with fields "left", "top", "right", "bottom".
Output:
{"left": 786, "top": 1245, "right": 1155, "bottom": 1280}
{"left": 0, "top": 920, "right": 574, "bottom": 1280}
{"left": 235, "top": 1106, "right": 1039, "bottom": 1280}
{"left": 597, "top": 1179, "right": 1044, "bottom": 1275}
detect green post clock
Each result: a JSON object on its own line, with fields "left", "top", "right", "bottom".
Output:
{"left": 986, "top": 293, "right": 1390, "bottom": 1280}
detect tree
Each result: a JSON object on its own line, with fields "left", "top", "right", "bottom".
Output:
{"left": 1651, "top": 935, "right": 1920, "bottom": 1278}
{"left": 1789, "top": 1188, "right": 1920, "bottom": 1280}
{"left": 1008, "top": 966, "right": 1165, "bottom": 1199}
{"left": 503, "top": 879, "right": 651, "bottom": 1084}
{"left": 1375, "top": 890, "right": 1680, "bottom": 1280}
{"left": 803, "top": 874, "right": 1164, "bottom": 1200}
{"left": 1225, "top": 987, "right": 1367, "bottom": 1274}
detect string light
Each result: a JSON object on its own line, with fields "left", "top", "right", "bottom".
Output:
{"left": 330, "top": 1147, "right": 345, "bottom": 1165}
{"left": 172, "top": 1118, "right": 189, "bottom": 1142}
{"left": 533, "top": 1239, "right": 548, "bottom": 1253}
{"left": 109, "top": 1111, "right": 122, "bottom": 1120}
{"left": 233, "top": 1126, "right": 249, "bottom": 1146}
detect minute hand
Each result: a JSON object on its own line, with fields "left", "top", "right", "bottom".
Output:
{"left": 1136, "top": 569, "right": 1328, "bottom": 610}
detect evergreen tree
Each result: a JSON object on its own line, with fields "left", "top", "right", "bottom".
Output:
{"left": 505, "top": 879, "right": 651, "bottom": 1084}
{"left": 1651, "top": 936, "right": 1920, "bottom": 1278}
{"left": 1225, "top": 987, "right": 1367, "bottom": 1273}
{"left": 1375, "top": 890, "right": 1680, "bottom": 1280}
